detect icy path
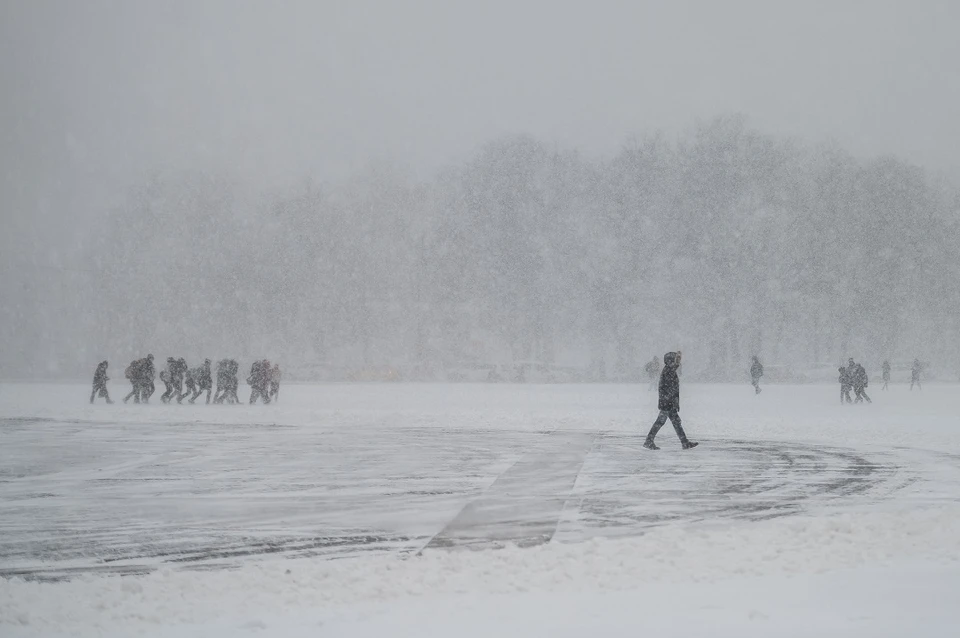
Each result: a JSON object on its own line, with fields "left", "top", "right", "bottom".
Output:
{"left": 1, "top": 383, "right": 958, "bottom": 580}
{"left": 3, "top": 382, "right": 960, "bottom": 636}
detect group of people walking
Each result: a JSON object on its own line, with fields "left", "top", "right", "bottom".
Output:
{"left": 839, "top": 358, "right": 871, "bottom": 404}
{"left": 839, "top": 358, "right": 925, "bottom": 402}
{"left": 89, "top": 356, "right": 281, "bottom": 405}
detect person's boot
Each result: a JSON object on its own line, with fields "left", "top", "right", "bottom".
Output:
{"left": 682, "top": 441, "right": 699, "bottom": 450}
{"left": 643, "top": 440, "right": 659, "bottom": 450}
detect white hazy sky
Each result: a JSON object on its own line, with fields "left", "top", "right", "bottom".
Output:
{"left": 2, "top": 0, "right": 959, "bottom": 256}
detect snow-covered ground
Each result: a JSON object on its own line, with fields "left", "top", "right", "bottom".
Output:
{"left": 2, "top": 382, "right": 960, "bottom": 636}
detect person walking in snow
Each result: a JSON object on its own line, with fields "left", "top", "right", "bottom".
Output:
{"left": 191, "top": 359, "right": 213, "bottom": 404}
{"left": 644, "top": 356, "right": 661, "bottom": 391}
{"left": 839, "top": 363, "right": 853, "bottom": 404}
{"left": 643, "top": 351, "right": 698, "bottom": 450}
{"left": 750, "top": 356, "right": 764, "bottom": 394}
{"left": 910, "top": 359, "right": 922, "bottom": 391}
{"left": 222, "top": 359, "right": 241, "bottom": 404}
{"left": 123, "top": 357, "right": 142, "bottom": 404}
{"left": 882, "top": 360, "right": 891, "bottom": 391}
{"left": 215, "top": 359, "right": 242, "bottom": 404}
{"left": 183, "top": 364, "right": 199, "bottom": 402}
{"left": 122, "top": 354, "right": 154, "bottom": 403}
{"left": 172, "top": 357, "right": 189, "bottom": 403}
{"left": 214, "top": 359, "right": 228, "bottom": 404}
{"left": 90, "top": 361, "right": 113, "bottom": 404}
{"left": 140, "top": 354, "right": 157, "bottom": 403}
{"left": 247, "top": 359, "right": 271, "bottom": 404}
{"left": 160, "top": 357, "right": 177, "bottom": 403}
{"left": 853, "top": 362, "right": 872, "bottom": 404}
{"left": 268, "top": 363, "right": 281, "bottom": 403}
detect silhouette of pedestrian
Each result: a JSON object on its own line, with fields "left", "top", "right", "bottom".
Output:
{"left": 643, "top": 351, "right": 697, "bottom": 450}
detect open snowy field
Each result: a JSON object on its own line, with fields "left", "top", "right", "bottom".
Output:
{"left": 3, "top": 382, "right": 960, "bottom": 636}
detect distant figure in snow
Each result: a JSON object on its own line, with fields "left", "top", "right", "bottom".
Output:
{"left": 643, "top": 351, "right": 697, "bottom": 450}
{"left": 910, "top": 359, "right": 922, "bottom": 391}
{"left": 839, "top": 363, "right": 853, "bottom": 404}
{"left": 161, "top": 357, "right": 177, "bottom": 403}
{"left": 215, "top": 358, "right": 241, "bottom": 404}
{"left": 881, "top": 360, "right": 891, "bottom": 390}
{"left": 141, "top": 354, "right": 156, "bottom": 403}
{"left": 90, "top": 361, "right": 112, "bottom": 404}
{"left": 644, "top": 356, "right": 661, "bottom": 391}
{"left": 750, "top": 356, "right": 764, "bottom": 394}
{"left": 183, "top": 365, "right": 199, "bottom": 403}
{"left": 190, "top": 359, "right": 213, "bottom": 404}
{"left": 226, "top": 359, "right": 241, "bottom": 404}
{"left": 122, "top": 354, "right": 154, "bottom": 403}
{"left": 269, "top": 363, "right": 281, "bottom": 403}
{"left": 853, "top": 362, "right": 872, "bottom": 404}
{"left": 247, "top": 359, "right": 271, "bottom": 404}
{"left": 172, "top": 357, "right": 188, "bottom": 403}
{"left": 214, "top": 359, "right": 229, "bottom": 404}
{"left": 123, "top": 358, "right": 142, "bottom": 404}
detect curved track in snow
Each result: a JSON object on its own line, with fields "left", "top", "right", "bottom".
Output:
{"left": 0, "top": 416, "right": 947, "bottom": 581}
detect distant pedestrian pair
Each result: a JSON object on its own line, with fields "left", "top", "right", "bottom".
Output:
{"left": 838, "top": 359, "right": 871, "bottom": 404}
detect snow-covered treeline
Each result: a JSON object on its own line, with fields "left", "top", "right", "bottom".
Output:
{"left": 4, "top": 116, "right": 959, "bottom": 380}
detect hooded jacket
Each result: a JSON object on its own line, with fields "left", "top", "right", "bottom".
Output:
{"left": 658, "top": 352, "right": 681, "bottom": 412}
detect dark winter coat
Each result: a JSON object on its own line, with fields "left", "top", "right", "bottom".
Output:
{"left": 93, "top": 362, "right": 109, "bottom": 386}
{"left": 882, "top": 362, "right": 891, "bottom": 380}
{"left": 216, "top": 359, "right": 228, "bottom": 385}
{"left": 198, "top": 361, "right": 212, "bottom": 389}
{"left": 854, "top": 364, "right": 869, "bottom": 390}
{"left": 750, "top": 360, "right": 764, "bottom": 381}
{"left": 247, "top": 360, "right": 261, "bottom": 386}
{"left": 141, "top": 357, "right": 156, "bottom": 382}
{"left": 227, "top": 360, "right": 240, "bottom": 389}
{"left": 172, "top": 358, "right": 188, "bottom": 384}
{"left": 658, "top": 352, "right": 681, "bottom": 412}
{"left": 839, "top": 366, "right": 854, "bottom": 388}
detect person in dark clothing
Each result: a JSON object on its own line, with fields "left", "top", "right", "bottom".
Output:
{"left": 644, "top": 351, "right": 698, "bottom": 450}
{"left": 750, "top": 356, "right": 764, "bottom": 394}
{"left": 161, "top": 357, "right": 177, "bottom": 403}
{"left": 230, "top": 359, "right": 242, "bottom": 403}
{"left": 123, "top": 358, "right": 142, "bottom": 404}
{"left": 853, "top": 363, "right": 872, "bottom": 404}
{"left": 90, "top": 361, "right": 113, "bottom": 404}
{"left": 644, "top": 356, "right": 661, "bottom": 391}
{"left": 247, "top": 359, "right": 271, "bottom": 404}
{"left": 216, "top": 359, "right": 241, "bottom": 404}
{"left": 183, "top": 365, "right": 199, "bottom": 403}
{"left": 121, "top": 354, "right": 154, "bottom": 403}
{"left": 839, "top": 361, "right": 854, "bottom": 404}
{"left": 191, "top": 359, "right": 213, "bottom": 404}
{"left": 141, "top": 354, "right": 156, "bottom": 403}
{"left": 213, "top": 359, "right": 228, "bottom": 404}
{"left": 261, "top": 359, "right": 272, "bottom": 403}
{"left": 269, "top": 363, "right": 281, "bottom": 403}
{"left": 911, "top": 359, "right": 922, "bottom": 391}
{"left": 171, "top": 357, "right": 188, "bottom": 403}
{"left": 882, "top": 360, "right": 891, "bottom": 391}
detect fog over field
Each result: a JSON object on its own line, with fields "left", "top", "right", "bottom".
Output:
{"left": 3, "top": 1, "right": 959, "bottom": 380}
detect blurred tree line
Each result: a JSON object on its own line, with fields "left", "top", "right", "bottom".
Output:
{"left": 6, "top": 116, "right": 958, "bottom": 380}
